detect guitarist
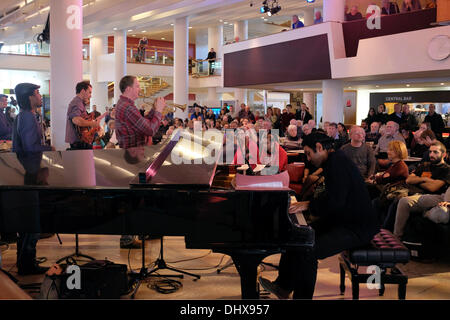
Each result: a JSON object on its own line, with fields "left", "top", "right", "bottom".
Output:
{"left": 65, "top": 81, "right": 100, "bottom": 150}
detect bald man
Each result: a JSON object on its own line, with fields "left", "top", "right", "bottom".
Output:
{"left": 341, "top": 126, "right": 376, "bottom": 179}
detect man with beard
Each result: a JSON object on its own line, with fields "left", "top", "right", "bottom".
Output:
{"left": 258, "top": 132, "right": 379, "bottom": 299}
{"left": 393, "top": 141, "right": 450, "bottom": 238}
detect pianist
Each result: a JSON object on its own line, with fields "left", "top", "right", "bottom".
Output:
{"left": 259, "top": 132, "right": 379, "bottom": 299}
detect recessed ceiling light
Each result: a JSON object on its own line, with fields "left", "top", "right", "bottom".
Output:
{"left": 219, "top": 19, "right": 223, "bottom": 22}
{"left": 189, "top": 26, "right": 192, "bottom": 29}
{"left": 113, "top": 27, "right": 118, "bottom": 30}
{"left": 224, "top": 21, "right": 228, "bottom": 24}
{"left": 88, "top": 35, "right": 93, "bottom": 38}
{"left": 132, "top": 34, "right": 136, "bottom": 37}
{"left": 441, "top": 83, "right": 445, "bottom": 86}
{"left": 128, "top": 29, "right": 133, "bottom": 32}
{"left": 142, "top": 30, "right": 147, "bottom": 33}
{"left": 406, "top": 84, "right": 410, "bottom": 87}
{"left": 376, "top": 85, "right": 380, "bottom": 88}
{"left": 170, "top": 23, "right": 174, "bottom": 26}
{"left": 161, "top": 37, "right": 165, "bottom": 40}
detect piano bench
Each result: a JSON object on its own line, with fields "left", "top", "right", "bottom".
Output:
{"left": 338, "top": 229, "right": 410, "bottom": 300}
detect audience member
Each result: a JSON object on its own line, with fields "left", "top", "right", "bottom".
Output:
{"left": 364, "top": 107, "right": 377, "bottom": 128}
{"left": 402, "top": 103, "right": 418, "bottom": 131}
{"left": 401, "top": 0, "right": 422, "bottom": 12}
{"left": 382, "top": 0, "right": 400, "bottom": 14}
{"left": 346, "top": 5, "right": 363, "bottom": 21}
{"left": 424, "top": 104, "right": 445, "bottom": 140}
{"left": 341, "top": 126, "right": 376, "bottom": 179}
{"left": 374, "top": 104, "right": 388, "bottom": 124}
{"left": 388, "top": 103, "right": 405, "bottom": 126}
{"left": 296, "top": 103, "right": 312, "bottom": 123}
{"left": 292, "top": 15, "right": 305, "bottom": 29}
{"left": 314, "top": 11, "right": 323, "bottom": 24}
{"left": 326, "top": 122, "right": 347, "bottom": 149}
{"left": 375, "top": 121, "right": 405, "bottom": 161}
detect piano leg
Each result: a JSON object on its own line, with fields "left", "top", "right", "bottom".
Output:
{"left": 230, "top": 253, "right": 268, "bottom": 299}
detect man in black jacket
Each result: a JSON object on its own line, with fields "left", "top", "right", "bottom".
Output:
{"left": 424, "top": 104, "right": 445, "bottom": 140}
{"left": 206, "top": 48, "right": 216, "bottom": 75}
{"left": 295, "top": 103, "right": 312, "bottom": 123}
{"left": 259, "top": 132, "right": 379, "bottom": 299}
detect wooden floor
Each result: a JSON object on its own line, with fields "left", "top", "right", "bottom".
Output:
{"left": 1, "top": 234, "right": 450, "bottom": 300}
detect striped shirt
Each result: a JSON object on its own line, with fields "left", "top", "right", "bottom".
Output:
{"left": 115, "top": 95, "right": 162, "bottom": 148}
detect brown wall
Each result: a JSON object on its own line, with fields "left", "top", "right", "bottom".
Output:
{"left": 224, "top": 34, "right": 332, "bottom": 87}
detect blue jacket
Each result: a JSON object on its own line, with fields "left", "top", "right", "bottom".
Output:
{"left": 12, "top": 110, "right": 52, "bottom": 153}
{"left": 292, "top": 21, "right": 304, "bottom": 29}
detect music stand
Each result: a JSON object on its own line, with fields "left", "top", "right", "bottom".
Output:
{"left": 56, "top": 234, "right": 95, "bottom": 264}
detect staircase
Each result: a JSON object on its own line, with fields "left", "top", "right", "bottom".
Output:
{"left": 108, "top": 77, "right": 171, "bottom": 100}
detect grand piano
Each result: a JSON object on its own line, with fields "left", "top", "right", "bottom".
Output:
{"left": 0, "top": 129, "right": 314, "bottom": 299}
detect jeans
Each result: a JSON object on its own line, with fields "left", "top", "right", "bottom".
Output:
{"left": 275, "top": 223, "right": 370, "bottom": 299}
{"left": 69, "top": 142, "right": 92, "bottom": 150}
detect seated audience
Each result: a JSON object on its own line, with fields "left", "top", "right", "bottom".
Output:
{"left": 326, "top": 122, "right": 347, "bottom": 149}
{"left": 366, "top": 121, "right": 381, "bottom": 145}
{"left": 381, "top": 0, "right": 400, "bottom": 14}
{"left": 374, "top": 104, "right": 388, "bottom": 124}
{"left": 337, "top": 123, "right": 349, "bottom": 142}
{"left": 364, "top": 107, "right": 377, "bottom": 128}
{"left": 375, "top": 121, "right": 405, "bottom": 162}
{"left": 369, "top": 140, "right": 409, "bottom": 185}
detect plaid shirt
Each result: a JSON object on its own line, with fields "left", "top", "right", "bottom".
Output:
{"left": 115, "top": 95, "right": 162, "bottom": 148}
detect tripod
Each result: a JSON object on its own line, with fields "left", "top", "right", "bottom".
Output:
{"left": 129, "top": 236, "right": 200, "bottom": 299}
{"left": 148, "top": 236, "right": 201, "bottom": 280}
{"left": 56, "top": 234, "right": 95, "bottom": 264}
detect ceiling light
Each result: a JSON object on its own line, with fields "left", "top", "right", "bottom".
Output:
{"left": 132, "top": 34, "right": 136, "bottom": 37}
{"left": 219, "top": 20, "right": 223, "bottom": 22}
{"left": 189, "top": 26, "right": 192, "bottom": 29}
{"left": 269, "top": 4, "right": 281, "bottom": 15}
{"left": 161, "top": 37, "right": 165, "bottom": 40}
{"left": 142, "top": 30, "right": 147, "bottom": 33}
{"left": 170, "top": 23, "right": 174, "bottom": 26}
{"left": 113, "top": 27, "right": 117, "bottom": 30}
{"left": 406, "top": 84, "right": 410, "bottom": 87}
{"left": 88, "top": 35, "right": 93, "bottom": 38}
{"left": 441, "top": 83, "right": 445, "bottom": 86}
{"left": 306, "top": 0, "right": 315, "bottom": 3}
{"left": 128, "top": 29, "right": 133, "bottom": 32}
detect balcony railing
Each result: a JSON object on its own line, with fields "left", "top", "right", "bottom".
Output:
{"left": 190, "top": 58, "right": 222, "bottom": 77}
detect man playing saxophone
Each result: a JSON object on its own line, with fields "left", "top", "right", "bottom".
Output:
{"left": 115, "top": 75, "right": 165, "bottom": 249}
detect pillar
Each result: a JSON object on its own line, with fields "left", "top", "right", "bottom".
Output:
{"left": 114, "top": 30, "right": 127, "bottom": 104}
{"left": 302, "top": 7, "right": 315, "bottom": 26}
{"left": 322, "top": 80, "right": 344, "bottom": 124}
{"left": 303, "top": 92, "right": 315, "bottom": 119}
{"left": 207, "top": 87, "right": 218, "bottom": 107}
{"left": 234, "top": 88, "right": 247, "bottom": 112}
{"left": 323, "top": 0, "right": 346, "bottom": 23}
{"left": 234, "top": 20, "right": 248, "bottom": 42}
{"left": 174, "top": 16, "right": 189, "bottom": 119}
{"left": 90, "top": 36, "right": 108, "bottom": 113}
{"left": 50, "top": 0, "right": 83, "bottom": 150}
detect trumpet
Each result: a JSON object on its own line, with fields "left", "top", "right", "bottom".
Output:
{"left": 139, "top": 95, "right": 187, "bottom": 115}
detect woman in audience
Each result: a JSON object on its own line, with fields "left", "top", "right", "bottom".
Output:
{"left": 369, "top": 140, "right": 409, "bottom": 186}
{"left": 338, "top": 123, "right": 349, "bottom": 143}
{"left": 374, "top": 104, "right": 388, "bottom": 124}
{"left": 364, "top": 107, "right": 377, "bottom": 128}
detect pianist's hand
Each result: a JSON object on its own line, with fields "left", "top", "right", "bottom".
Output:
{"left": 289, "top": 201, "right": 309, "bottom": 214}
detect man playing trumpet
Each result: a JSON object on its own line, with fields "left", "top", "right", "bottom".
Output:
{"left": 115, "top": 75, "right": 165, "bottom": 149}
{"left": 115, "top": 75, "right": 165, "bottom": 249}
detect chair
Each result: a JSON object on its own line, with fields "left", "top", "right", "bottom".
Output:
{"left": 287, "top": 162, "right": 305, "bottom": 195}
{"left": 338, "top": 229, "right": 410, "bottom": 299}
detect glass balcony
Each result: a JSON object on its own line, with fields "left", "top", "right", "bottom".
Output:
{"left": 190, "top": 58, "right": 222, "bottom": 77}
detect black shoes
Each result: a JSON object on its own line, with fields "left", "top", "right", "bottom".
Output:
{"left": 258, "top": 277, "right": 291, "bottom": 299}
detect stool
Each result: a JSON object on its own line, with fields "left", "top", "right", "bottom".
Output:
{"left": 338, "top": 229, "right": 410, "bottom": 300}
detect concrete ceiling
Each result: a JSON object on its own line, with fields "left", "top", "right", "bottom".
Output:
{"left": 0, "top": 0, "right": 324, "bottom": 45}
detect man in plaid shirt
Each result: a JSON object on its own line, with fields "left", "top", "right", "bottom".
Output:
{"left": 115, "top": 75, "right": 165, "bottom": 249}
{"left": 115, "top": 75, "right": 165, "bottom": 149}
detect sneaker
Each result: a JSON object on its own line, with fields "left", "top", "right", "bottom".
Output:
{"left": 18, "top": 265, "right": 49, "bottom": 276}
{"left": 120, "top": 239, "right": 142, "bottom": 249}
{"left": 258, "top": 277, "right": 291, "bottom": 299}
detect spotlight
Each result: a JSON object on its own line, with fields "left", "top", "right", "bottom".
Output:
{"left": 270, "top": 4, "right": 281, "bottom": 15}
{"left": 306, "top": 0, "right": 315, "bottom": 3}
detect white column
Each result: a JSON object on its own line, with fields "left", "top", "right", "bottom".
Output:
{"left": 234, "top": 88, "right": 247, "bottom": 111}
{"left": 114, "top": 30, "right": 127, "bottom": 104}
{"left": 174, "top": 16, "right": 189, "bottom": 119}
{"left": 234, "top": 20, "right": 248, "bottom": 42}
{"left": 248, "top": 90, "right": 254, "bottom": 108}
{"left": 322, "top": 80, "right": 344, "bottom": 123}
{"left": 90, "top": 36, "right": 108, "bottom": 113}
{"left": 323, "top": 0, "right": 346, "bottom": 23}
{"left": 50, "top": 0, "right": 83, "bottom": 150}
{"left": 263, "top": 90, "right": 268, "bottom": 114}
{"left": 207, "top": 87, "right": 218, "bottom": 107}
{"left": 302, "top": 7, "right": 315, "bottom": 26}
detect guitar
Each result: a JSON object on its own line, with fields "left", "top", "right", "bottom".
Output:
{"left": 77, "top": 112, "right": 108, "bottom": 144}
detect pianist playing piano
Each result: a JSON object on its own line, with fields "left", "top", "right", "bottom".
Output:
{"left": 115, "top": 75, "right": 166, "bottom": 249}
{"left": 259, "top": 132, "right": 379, "bottom": 299}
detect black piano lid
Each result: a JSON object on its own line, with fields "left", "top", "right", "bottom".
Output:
{"left": 0, "top": 129, "right": 223, "bottom": 190}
